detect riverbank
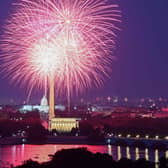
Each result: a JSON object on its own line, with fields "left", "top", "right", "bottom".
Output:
{"left": 47, "top": 136, "right": 91, "bottom": 144}
{"left": 0, "top": 136, "right": 105, "bottom": 145}
{"left": 1, "top": 136, "right": 168, "bottom": 149}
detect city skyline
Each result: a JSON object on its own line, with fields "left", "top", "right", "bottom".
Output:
{"left": 0, "top": 1, "right": 168, "bottom": 166}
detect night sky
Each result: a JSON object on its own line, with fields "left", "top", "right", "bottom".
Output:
{"left": 0, "top": 0, "right": 168, "bottom": 104}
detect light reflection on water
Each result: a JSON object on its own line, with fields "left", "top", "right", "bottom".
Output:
{"left": 155, "top": 149, "right": 159, "bottom": 168}
{"left": 0, "top": 144, "right": 167, "bottom": 168}
{"left": 109, "top": 145, "right": 167, "bottom": 168}
{"left": 166, "top": 150, "right": 168, "bottom": 158}
{"left": 145, "top": 148, "right": 149, "bottom": 161}
{"left": 126, "top": 146, "right": 131, "bottom": 159}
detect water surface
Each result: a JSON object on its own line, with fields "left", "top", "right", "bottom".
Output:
{"left": 0, "top": 144, "right": 167, "bottom": 168}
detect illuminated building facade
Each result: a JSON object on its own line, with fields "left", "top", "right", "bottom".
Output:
{"left": 19, "top": 94, "right": 80, "bottom": 132}
{"left": 50, "top": 118, "right": 80, "bottom": 133}
{"left": 19, "top": 96, "right": 65, "bottom": 114}
{"left": 40, "top": 95, "right": 49, "bottom": 113}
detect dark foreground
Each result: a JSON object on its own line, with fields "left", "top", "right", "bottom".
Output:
{"left": 14, "top": 148, "right": 168, "bottom": 168}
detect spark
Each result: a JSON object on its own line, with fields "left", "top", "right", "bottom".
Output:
{"left": 0, "top": 0, "right": 121, "bottom": 95}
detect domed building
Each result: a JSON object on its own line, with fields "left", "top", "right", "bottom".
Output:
{"left": 41, "top": 96, "right": 48, "bottom": 106}
{"left": 40, "top": 95, "right": 49, "bottom": 113}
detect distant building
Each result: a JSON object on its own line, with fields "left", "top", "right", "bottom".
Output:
{"left": 19, "top": 96, "right": 65, "bottom": 114}
{"left": 40, "top": 96, "right": 49, "bottom": 113}
{"left": 50, "top": 118, "right": 80, "bottom": 133}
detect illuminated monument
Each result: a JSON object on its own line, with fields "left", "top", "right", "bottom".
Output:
{"left": 1, "top": 0, "right": 120, "bottom": 133}
{"left": 40, "top": 95, "right": 49, "bottom": 113}
{"left": 41, "top": 96, "right": 48, "bottom": 106}
{"left": 48, "top": 76, "right": 80, "bottom": 132}
{"left": 49, "top": 76, "right": 55, "bottom": 130}
{"left": 50, "top": 118, "right": 80, "bottom": 133}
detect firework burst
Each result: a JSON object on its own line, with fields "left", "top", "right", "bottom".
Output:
{"left": 1, "top": 0, "right": 121, "bottom": 95}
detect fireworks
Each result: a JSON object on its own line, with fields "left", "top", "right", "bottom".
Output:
{"left": 1, "top": 0, "right": 121, "bottom": 95}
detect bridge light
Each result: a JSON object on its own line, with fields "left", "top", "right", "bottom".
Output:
{"left": 145, "top": 135, "right": 149, "bottom": 139}
{"left": 127, "top": 134, "right": 131, "bottom": 138}
{"left": 155, "top": 135, "right": 159, "bottom": 139}
{"left": 165, "top": 136, "right": 168, "bottom": 140}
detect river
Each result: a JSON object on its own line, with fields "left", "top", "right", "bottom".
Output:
{"left": 0, "top": 144, "right": 167, "bottom": 168}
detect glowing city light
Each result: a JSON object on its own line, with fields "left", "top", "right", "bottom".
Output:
{"left": 165, "top": 136, "right": 168, "bottom": 140}
{"left": 127, "top": 134, "right": 131, "bottom": 138}
{"left": 155, "top": 135, "right": 159, "bottom": 140}
{"left": 145, "top": 135, "right": 149, "bottom": 139}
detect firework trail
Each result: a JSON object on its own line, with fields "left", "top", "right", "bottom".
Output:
{"left": 1, "top": 0, "right": 121, "bottom": 97}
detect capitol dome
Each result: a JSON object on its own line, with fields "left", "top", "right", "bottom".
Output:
{"left": 40, "top": 96, "right": 48, "bottom": 106}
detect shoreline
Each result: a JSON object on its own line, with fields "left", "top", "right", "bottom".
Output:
{"left": 0, "top": 136, "right": 168, "bottom": 149}
{"left": 0, "top": 136, "right": 106, "bottom": 146}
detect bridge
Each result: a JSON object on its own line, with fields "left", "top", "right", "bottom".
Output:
{"left": 106, "top": 135, "right": 168, "bottom": 149}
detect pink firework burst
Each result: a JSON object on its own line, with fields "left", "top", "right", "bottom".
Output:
{"left": 1, "top": 0, "right": 121, "bottom": 95}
